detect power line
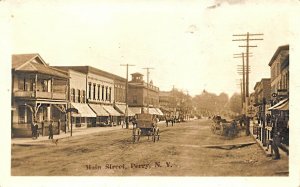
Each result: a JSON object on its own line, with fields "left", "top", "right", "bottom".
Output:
{"left": 142, "top": 67, "right": 154, "bottom": 114}
{"left": 232, "top": 32, "right": 263, "bottom": 118}
{"left": 120, "top": 64, "right": 135, "bottom": 129}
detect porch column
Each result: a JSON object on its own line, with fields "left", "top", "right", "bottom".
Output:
{"left": 35, "top": 74, "right": 37, "bottom": 97}
{"left": 47, "top": 104, "right": 51, "bottom": 121}
{"left": 24, "top": 106, "right": 27, "bottom": 123}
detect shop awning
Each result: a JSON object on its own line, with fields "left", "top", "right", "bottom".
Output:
{"left": 268, "top": 98, "right": 289, "bottom": 111}
{"left": 155, "top": 108, "right": 164, "bottom": 116}
{"left": 71, "top": 103, "right": 96, "bottom": 117}
{"left": 274, "top": 100, "right": 289, "bottom": 111}
{"left": 129, "top": 107, "right": 142, "bottom": 115}
{"left": 88, "top": 104, "right": 109, "bottom": 116}
{"left": 103, "top": 105, "right": 121, "bottom": 116}
{"left": 115, "top": 104, "right": 135, "bottom": 116}
{"left": 147, "top": 108, "right": 160, "bottom": 115}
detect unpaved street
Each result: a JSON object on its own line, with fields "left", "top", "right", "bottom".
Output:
{"left": 11, "top": 119, "right": 288, "bottom": 176}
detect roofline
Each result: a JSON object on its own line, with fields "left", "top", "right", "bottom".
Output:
{"left": 268, "top": 44, "right": 289, "bottom": 66}
{"left": 54, "top": 65, "right": 126, "bottom": 81}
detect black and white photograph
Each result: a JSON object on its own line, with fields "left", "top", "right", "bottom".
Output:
{"left": 0, "top": 0, "right": 300, "bottom": 186}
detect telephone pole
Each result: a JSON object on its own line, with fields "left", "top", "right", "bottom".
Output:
{"left": 233, "top": 33, "right": 263, "bottom": 115}
{"left": 234, "top": 52, "right": 252, "bottom": 105}
{"left": 233, "top": 32, "right": 263, "bottom": 136}
{"left": 142, "top": 67, "right": 154, "bottom": 114}
{"left": 120, "top": 64, "right": 135, "bottom": 129}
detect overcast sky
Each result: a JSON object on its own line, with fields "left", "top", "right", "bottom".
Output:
{"left": 6, "top": 0, "right": 299, "bottom": 96}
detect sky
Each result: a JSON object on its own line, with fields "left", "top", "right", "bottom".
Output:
{"left": 4, "top": 0, "right": 299, "bottom": 97}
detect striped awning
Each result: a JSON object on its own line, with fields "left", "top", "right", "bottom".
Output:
{"left": 88, "top": 104, "right": 109, "bottom": 116}
{"left": 103, "top": 105, "right": 121, "bottom": 116}
{"left": 129, "top": 107, "right": 142, "bottom": 115}
{"left": 155, "top": 108, "right": 164, "bottom": 116}
{"left": 71, "top": 103, "right": 96, "bottom": 117}
{"left": 268, "top": 98, "right": 289, "bottom": 111}
{"left": 115, "top": 104, "right": 135, "bottom": 116}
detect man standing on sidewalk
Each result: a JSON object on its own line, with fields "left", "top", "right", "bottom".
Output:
{"left": 48, "top": 121, "right": 54, "bottom": 139}
{"left": 272, "top": 114, "right": 289, "bottom": 159}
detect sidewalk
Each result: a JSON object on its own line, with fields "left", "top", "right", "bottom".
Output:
{"left": 12, "top": 120, "right": 168, "bottom": 145}
{"left": 249, "top": 120, "right": 288, "bottom": 159}
{"left": 11, "top": 125, "right": 124, "bottom": 145}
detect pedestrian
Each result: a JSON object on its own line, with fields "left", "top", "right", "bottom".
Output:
{"left": 31, "top": 121, "right": 35, "bottom": 139}
{"left": 34, "top": 123, "right": 39, "bottom": 139}
{"left": 271, "top": 114, "right": 289, "bottom": 159}
{"left": 58, "top": 119, "right": 61, "bottom": 135}
{"left": 48, "top": 121, "right": 54, "bottom": 139}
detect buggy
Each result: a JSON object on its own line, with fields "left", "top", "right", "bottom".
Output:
{"left": 132, "top": 113, "right": 160, "bottom": 143}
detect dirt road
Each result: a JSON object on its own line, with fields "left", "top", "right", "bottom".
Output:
{"left": 11, "top": 119, "right": 288, "bottom": 176}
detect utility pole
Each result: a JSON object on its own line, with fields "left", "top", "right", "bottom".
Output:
{"left": 234, "top": 52, "right": 253, "bottom": 106}
{"left": 142, "top": 67, "right": 154, "bottom": 114}
{"left": 235, "top": 79, "right": 243, "bottom": 109}
{"left": 233, "top": 32, "right": 263, "bottom": 136}
{"left": 120, "top": 64, "right": 135, "bottom": 129}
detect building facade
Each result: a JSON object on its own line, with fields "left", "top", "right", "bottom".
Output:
{"left": 57, "top": 66, "right": 123, "bottom": 126}
{"left": 128, "top": 73, "right": 162, "bottom": 115}
{"left": 268, "top": 44, "right": 289, "bottom": 102}
{"left": 12, "top": 54, "right": 69, "bottom": 137}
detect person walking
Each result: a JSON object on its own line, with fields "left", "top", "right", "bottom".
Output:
{"left": 48, "top": 121, "right": 54, "bottom": 139}
{"left": 34, "top": 123, "right": 39, "bottom": 139}
{"left": 272, "top": 114, "right": 289, "bottom": 159}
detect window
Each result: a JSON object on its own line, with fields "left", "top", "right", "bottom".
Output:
{"left": 105, "top": 86, "right": 108, "bottom": 101}
{"left": 77, "top": 89, "right": 81, "bottom": 103}
{"left": 109, "top": 87, "right": 112, "bottom": 102}
{"left": 133, "top": 96, "right": 137, "bottom": 104}
{"left": 93, "top": 84, "right": 96, "bottom": 100}
{"left": 101, "top": 85, "right": 104, "bottom": 100}
{"left": 18, "top": 105, "right": 26, "bottom": 123}
{"left": 71, "top": 88, "right": 76, "bottom": 102}
{"left": 82, "top": 90, "right": 86, "bottom": 103}
{"left": 88, "top": 82, "right": 91, "bottom": 99}
{"left": 97, "top": 85, "right": 100, "bottom": 100}
{"left": 18, "top": 77, "right": 25, "bottom": 91}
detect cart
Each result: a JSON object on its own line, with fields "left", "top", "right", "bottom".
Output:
{"left": 132, "top": 113, "right": 160, "bottom": 143}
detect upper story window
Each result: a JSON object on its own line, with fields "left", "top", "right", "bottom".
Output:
{"left": 101, "top": 85, "right": 104, "bottom": 100}
{"left": 97, "top": 84, "right": 100, "bottom": 100}
{"left": 77, "top": 89, "right": 81, "bottom": 103}
{"left": 82, "top": 90, "right": 86, "bottom": 103}
{"left": 93, "top": 84, "right": 96, "bottom": 100}
{"left": 133, "top": 96, "right": 137, "bottom": 104}
{"left": 105, "top": 86, "right": 108, "bottom": 101}
{"left": 109, "top": 87, "right": 112, "bottom": 102}
{"left": 88, "top": 82, "right": 91, "bottom": 99}
{"left": 71, "top": 88, "right": 76, "bottom": 102}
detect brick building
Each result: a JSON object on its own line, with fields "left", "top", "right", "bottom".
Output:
{"left": 128, "top": 72, "right": 163, "bottom": 115}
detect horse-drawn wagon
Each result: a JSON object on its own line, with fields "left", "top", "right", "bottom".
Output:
{"left": 211, "top": 116, "right": 239, "bottom": 137}
{"left": 132, "top": 113, "right": 160, "bottom": 143}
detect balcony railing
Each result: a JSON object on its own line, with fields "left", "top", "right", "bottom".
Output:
{"left": 14, "top": 91, "right": 67, "bottom": 100}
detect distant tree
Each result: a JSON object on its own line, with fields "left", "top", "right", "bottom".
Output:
{"left": 228, "top": 93, "right": 242, "bottom": 113}
{"left": 192, "top": 90, "right": 229, "bottom": 116}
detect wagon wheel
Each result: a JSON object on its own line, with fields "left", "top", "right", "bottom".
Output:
{"left": 132, "top": 128, "right": 141, "bottom": 143}
{"left": 219, "top": 122, "right": 224, "bottom": 135}
{"left": 137, "top": 129, "right": 140, "bottom": 142}
{"left": 156, "top": 128, "right": 160, "bottom": 141}
{"left": 132, "top": 128, "right": 136, "bottom": 143}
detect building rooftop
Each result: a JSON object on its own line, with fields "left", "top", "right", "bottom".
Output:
{"left": 12, "top": 54, "right": 69, "bottom": 79}
{"left": 268, "top": 44, "right": 289, "bottom": 66}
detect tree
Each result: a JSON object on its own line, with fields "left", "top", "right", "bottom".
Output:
{"left": 228, "top": 93, "right": 242, "bottom": 114}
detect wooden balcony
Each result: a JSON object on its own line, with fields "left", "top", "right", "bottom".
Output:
{"left": 14, "top": 91, "right": 67, "bottom": 100}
